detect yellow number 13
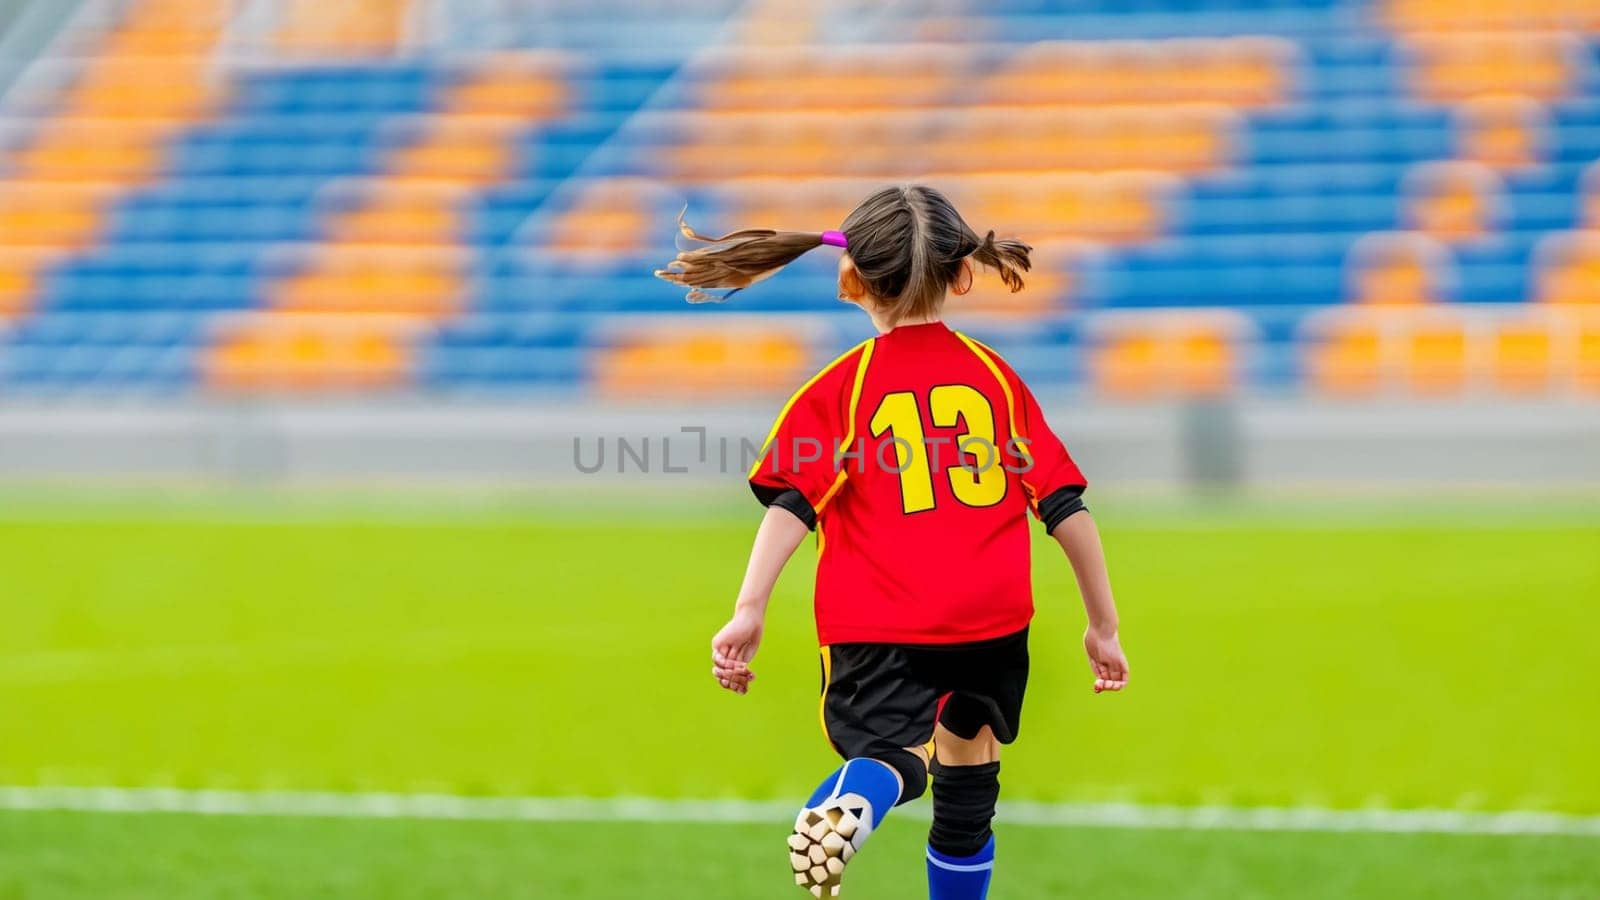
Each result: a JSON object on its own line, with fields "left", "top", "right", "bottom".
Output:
{"left": 869, "top": 385, "right": 1007, "bottom": 514}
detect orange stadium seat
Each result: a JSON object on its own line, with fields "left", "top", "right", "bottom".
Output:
{"left": 1402, "top": 161, "right": 1503, "bottom": 241}
{"left": 923, "top": 106, "right": 1235, "bottom": 175}
{"left": 1579, "top": 319, "right": 1600, "bottom": 392}
{"left": 734, "top": 1, "right": 821, "bottom": 47}
{"left": 11, "top": 121, "right": 169, "bottom": 181}
{"left": 96, "top": 0, "right": 226, "bottom": 57}
{"left": 273, "top": 249, "right": 466, "bottom": 317}
{"left": 984, "top": 37, "right": 1293, "bottom": 107}
{"left": 0, "top": 254, "right": 44, "bottom": 318}
{"left": 1347, "top": 232, "right": 1452, "bottom": 304}
{"left": 1306, "top": 320, "right": 1387, "bottom": 395}
{"left": 1385, "top": 0, "right": 1600, "bottom": 33}
{"left": 959, "top": 172, "right": 1176, "bottom": 242}
{"left": 551, "top": 207, "right": 652, "bottom": 252}
{"left": 1533, "top": 232, "right": 1600, "bottom": 304}
{"left": 1407, "top": 34, "right": 1581, "bottom": 103}
{"left": 206, "top": 316, "right": 417, "bottom": 391}
{"left": 1457, "top": 95, "right": 1549, "bottom": 168}
{"left": 696, "top": 48, "right": 962, "bottom": 111}
{"left": 388, "top": 118, "right": 522, "bottom": 182}
{"left": 548, "top": 180, "right": 669, "bottom": 254}
{"left": 1093, "top": 331, "right": 1236, "bottom": 398}
{"left": 0, "top": 182, "right": 114, "bottom": 247}
{"left": 594, "top": 328, "right": 811, "bottom": 398}
{"left": 449, "top": 63, "right": 568, "bottom": 119}
{"left": 274, "top": 0, "right": 406, "bottom": 54}
{"left": 717, "top": 178, "right": 867, "bottom": 232}
{"left": 64, "top": 60, "right": 222, "bottom": 119}
{"left": 1492, "top": 321, "right": 1555, "bottom": 392}
{"left": 1406, "top": 321, "right": 1469, "bottom": 393}
{"left": 1094, "top": 332, "right": 1162, "bottom": 397}
{"left": 323, "top": 183, "right": 470, "bottom": 245}
{"left": 1089, "top": 314, "right": 1246, "bottom": 398}
{"left": 666, "top": 111, "right": 917, "bottom": 179}
{"left": 1200, "top": 37, "right": 1298, "bottom": 106}
{"left": 101, "top": 22, "right": 218, "bottom": 57}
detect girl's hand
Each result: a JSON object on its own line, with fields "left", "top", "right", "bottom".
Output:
{"left": 711, "top": 608, "right": 764, "bottom": 695}
{"left": 1084, "top": 625, "right": 1129, "bottom": 693}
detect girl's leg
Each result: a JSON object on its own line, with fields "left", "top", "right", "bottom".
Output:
{"left": 926, "top": 724, "right": 1001, "bottom": 900}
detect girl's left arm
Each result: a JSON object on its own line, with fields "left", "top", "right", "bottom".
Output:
{"left": 711, "top": 504, "right": 811, "bottom": 694}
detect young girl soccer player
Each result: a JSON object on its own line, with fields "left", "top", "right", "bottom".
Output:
{"left": 656, "top": 185, "right": 1129, "bottom": 899}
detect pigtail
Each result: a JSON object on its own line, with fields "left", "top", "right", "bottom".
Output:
{"left": 654, "top": 210, "right": 827, "bottom": 304}
{"left": 970, "top": 230, "right": 1032, "bottom": 293}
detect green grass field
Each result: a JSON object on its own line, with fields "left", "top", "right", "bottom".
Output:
{"left": 0, "top": 490, "right": 1596, "bottom": 898}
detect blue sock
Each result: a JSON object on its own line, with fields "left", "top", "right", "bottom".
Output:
{"left": 802, "top": 758, "right": 903, "bottom": 838}
{"left": 926, "top": 835, "right": 995, "bottom": 900}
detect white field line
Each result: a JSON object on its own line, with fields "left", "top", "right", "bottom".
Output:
{"left": 1, "top": 787, "right": 1597, "bottom": 837}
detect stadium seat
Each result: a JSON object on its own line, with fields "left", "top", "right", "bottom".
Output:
{"left": 1401, "top": 161, "right": 1504, "bottom": 241}
{"left": 1532, "top": 232, "right": 1600, "bottom": 304}
{"left": 956, "top": 172, "right": 1180, "bottom": 242}
{"left": 1384, "top": 0, "right": 1600, "bottom": 34}
{"left": 1346, "top": 232, "right": 1454, "bottom": 304}
{"left": 1406, "top": 320, "right": 1468, "bottom": 393}
{"left": 546, "top": 178, "right": 673, "bottom": 254}
{"left": 922, "top": 105, "right": 1238, "bottom": 174}
{"left": 448, "top": 58, "right": 570, "bottom": 118}
{"left": 1492, "top": 319, "right": 1555, "bottom": 392}
{"left": 1456, "top": 96, "right": 1551, "bottom": 169}
{"left": 320, "top": 180, "right": 471, "bottom": 245}
{"left": 984, "top": 37, "right": 1297, "bottom": 107}
{"left": 1085, "top": 311, "right": 1251, "bottom": 398}
{"left": 693, "top": 46, "right": 965, "bottom": 111}
{"left": 1579, "top": 315, "right": 1600, "bottom": 392}
{"left": 0, "top": 250, "right": 65, "bottom": 319}
{"left": 1404, "top": 34, "right": 1584, "bottom": 104}
{"left": 385, "top": 117, "right": 524, "bottom": 182}
{"left": 1304, "top": 316, "right": 1386, "bottom": 395}
{"left": 272, "top": 247, "right": 468, "bottom": 316}
{"left": 205, "top": 314, "right": 419, "bottom": 390}
{"left": 273, "top": 0, "right": 407, "bottom": 55}
{"left": 593, "top": 326, "right": 811, "bottom": 397}
{"left": 0, "top": 182, "right": 114, "bottom": 248}
{"left": 709, "top": 177, "right": 867, "bottom": 233}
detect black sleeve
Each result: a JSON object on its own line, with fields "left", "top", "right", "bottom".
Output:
{"left": 1038, "top": 485, "right": 1087, "bottom": 535}
{"left": 751, "top": 484, "right": 817, "bottom": 531}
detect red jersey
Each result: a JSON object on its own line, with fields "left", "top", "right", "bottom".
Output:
{"left": 749, "top": 321, "right": 1086, "bottom": 646}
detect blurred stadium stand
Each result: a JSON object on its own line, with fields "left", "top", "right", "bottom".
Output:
{"left": 0, "top": 0, "right": 1597, "bottom": 403}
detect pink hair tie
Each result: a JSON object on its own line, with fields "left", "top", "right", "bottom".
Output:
{"left": 820, "top": 230, "right": 848, "bottom": 248}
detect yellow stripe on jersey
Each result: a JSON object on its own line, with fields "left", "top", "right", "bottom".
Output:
{"left": 817, "top": 645, "right": 834, "bottom": 744}
{"left": 955, "top": 332, "right": 1039, "bottom": 507}
{"left": 812, "top": 338, "right": 875, "bottom": 515}
{"left": 954, "top": 332, "right": 1030, "bottom": 462}
{"left": 748, "top": 338, "right": 874, "bottom": 481}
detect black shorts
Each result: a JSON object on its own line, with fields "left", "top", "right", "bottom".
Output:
{"left": 819, "top": 627, "right": 1029, "bottom": 760}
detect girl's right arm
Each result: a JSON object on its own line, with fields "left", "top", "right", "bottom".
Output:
{"left": 1052, "top": 511, "right": 1130, "bottom": 693}
{"left": 711, "top": 504, "right": 811, "bottom": 694}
